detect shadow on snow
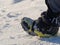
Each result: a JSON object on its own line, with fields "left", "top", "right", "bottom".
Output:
{"left": 40, "top": 36, "right": 60, "bottom": 44}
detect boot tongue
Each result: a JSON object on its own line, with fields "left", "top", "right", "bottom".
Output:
{"left": 31, "top": 21, "right": 38, "bottom": 32}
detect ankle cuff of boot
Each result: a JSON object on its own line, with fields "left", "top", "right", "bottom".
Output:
{"left": 41, "top": 11, "right": 60, "bottom": 27}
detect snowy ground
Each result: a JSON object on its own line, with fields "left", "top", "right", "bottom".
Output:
{"left": 0, "top": 0, "right": 60, "bottom": 45}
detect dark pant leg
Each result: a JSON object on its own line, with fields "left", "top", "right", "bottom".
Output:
{"left": 41, "top": 0, "right": 60, "bottom": 26}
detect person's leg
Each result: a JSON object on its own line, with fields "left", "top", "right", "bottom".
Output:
{"left": 41, "top": 0, "right": 60, "bottom": 27}
{"left": 46, "top": 0, "right": 60, "bottom": 13}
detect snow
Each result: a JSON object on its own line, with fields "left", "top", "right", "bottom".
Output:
{"left": 0, "top": 0, "right": 60, "bottom": 45}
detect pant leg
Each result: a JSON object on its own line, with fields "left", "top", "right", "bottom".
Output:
{"left": 45, "top": 0, "right": 60, "bottom": 19}
{"left": 46, "top": 0, "right": 60, "bottom": 13}
{"left": 41, "top": 0, "right": 60, "bottom": 27}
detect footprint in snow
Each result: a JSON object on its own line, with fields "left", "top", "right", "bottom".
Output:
{"left": 13, "top": 0, "right": 23, "bottom": 4}
{"left": 7, "top": 12, "right": 22, "bottom": 18}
